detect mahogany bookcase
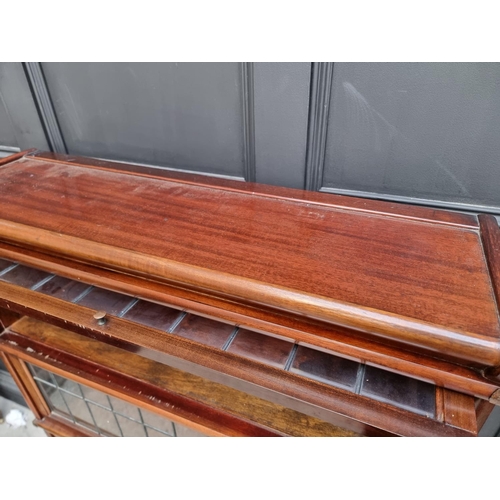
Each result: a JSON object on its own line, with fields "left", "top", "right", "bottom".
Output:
{"left": 0, "top": 150, "right": 499, "bottom": 437}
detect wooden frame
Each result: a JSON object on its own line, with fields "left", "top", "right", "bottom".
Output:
{"left": 0, "top": 317, "right": 362, "bottom": 437}
{"left": 0, "top": 312, "right": 484, "bottom": 437}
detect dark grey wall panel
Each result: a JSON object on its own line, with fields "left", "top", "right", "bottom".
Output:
{"left": 41, "top": 62, "right": 246, "bottom": 178}
{"left": 479, "top": 405, "right": 500, "bottom": 437}
{"left": 0, "top": 62, "right": 49, "bottom": 152}
{"left": 322, "top": 63, "right": 500, "bottom": 212}
{"left": 0, "top": 95, "right": 18, "bottom": 148}
{"left": 253, "top": 62, "right": 310, "bottom": 189}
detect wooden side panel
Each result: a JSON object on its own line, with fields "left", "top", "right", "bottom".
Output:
{"left": 479, "top": 215, "right": 500, "bottom": 313}
{"left": 443, "top": 390, "right": 478, "bottom": 434}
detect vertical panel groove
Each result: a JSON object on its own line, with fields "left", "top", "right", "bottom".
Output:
{"left": 23, "top": 63, "right": 67, "bottom": 154}
{"left": 304, "top": 62, "right": 334, "bottom": 191}
{"left": 0, "top": 81, "right": 19, "bottom": 150}
{"left": 241, "top": 62, "right": 256, "bottom": 182}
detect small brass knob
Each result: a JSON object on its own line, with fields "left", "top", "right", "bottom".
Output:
{"left": 93, "top": 310, "right": 107, "bottom": 326}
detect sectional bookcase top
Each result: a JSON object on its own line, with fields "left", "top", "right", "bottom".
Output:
{"left": 0, "top": 150, "right": 500, "bottom": 406}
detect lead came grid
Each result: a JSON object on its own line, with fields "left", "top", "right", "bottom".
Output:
{"left": 27, "top": 363, "right": 189, "bottom": 437}
{"left": 0, "top": 259, "right": 436, "bottom": 418}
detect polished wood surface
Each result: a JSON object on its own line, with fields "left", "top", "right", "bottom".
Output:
{"left": 0, "top": 152, "right": 498, "bottom": 367}
{"left": 31, "top": 151, "right": 478, "bottom": 227}
{"left": 442, "top": 389, "right": 477, "bottom": 434}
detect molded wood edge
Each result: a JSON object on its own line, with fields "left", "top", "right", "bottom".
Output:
{"left": 479, "top": 214, "right": 500, "bottom": 315}
{"left": 0, "top": 218, "right": 499, "bottom": 367}
{"left": 0, "top": 148, "right": 37, "bottom": 167}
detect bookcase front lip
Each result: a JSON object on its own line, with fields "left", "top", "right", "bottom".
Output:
{"left": 0, "top": 218, "right": 500, "bottom": 368}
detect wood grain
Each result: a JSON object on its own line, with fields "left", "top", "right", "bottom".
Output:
{"left": 443, "top": 390, "right": 478, "bottom": 434}
{"left": 0, "top": 156, "right": 498, "bottom": 367}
